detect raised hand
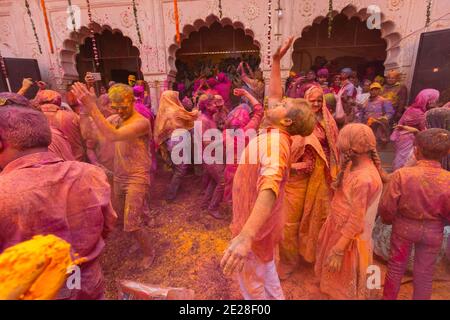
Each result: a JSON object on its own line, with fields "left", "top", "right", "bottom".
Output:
{"left": 22, "top": 78, "right": 34, "bottom": 89}
{"left": 273, "top": 36, "right": 294, "bottom": 61}
{"left": 37, "top": 81, "right": 47, "bottom": 90}
{"left": 233, "top": 88, "right": 248, "bottom": 97}
{"left": 71, "top": 82, "right": 97, "bottom": 111}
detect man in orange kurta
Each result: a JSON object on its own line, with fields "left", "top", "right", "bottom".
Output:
{"left": 0, "top": 106, "right": 117, "bottom": 299}
{"left": 221, "top": 37, "right": 316, "bottom": 300}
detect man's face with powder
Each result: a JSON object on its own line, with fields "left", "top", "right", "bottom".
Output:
{"left": 108, "top": 85, "right": 135, "bottom": 120}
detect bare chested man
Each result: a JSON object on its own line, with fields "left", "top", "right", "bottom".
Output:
{"left": 72, "top": 82, "right": 155, "bottom": 267}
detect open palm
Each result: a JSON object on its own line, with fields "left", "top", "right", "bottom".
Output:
{"left": 273, "top": 36, "right": 294, "bottom": 60}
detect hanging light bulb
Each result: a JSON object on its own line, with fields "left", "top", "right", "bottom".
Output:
{"left": 276, "top": 0, "right": 283, "bottom": 19}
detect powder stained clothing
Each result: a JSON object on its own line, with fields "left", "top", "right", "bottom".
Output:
{"left": 359, "top": 96, "right": 395, "bottom": 123}
{"left": 111, "top": 115, "right": 151, "bottom": 232}
{"left": 237, "top": 251, "right": 285, "bottom": 300}
{"left": 197, "top": 112, "right": 224, "bottom": 211}
{"left": 379, "top": 160, "right": 450, "bottom": 300}
{"left": 359, "top": 96, "right": 395, "bottom": 143}
{"left": 315, "top": 164, "right": 382, "bottom": 300}
{"left": 49, "top": 127, "right": 76, "bottom": 161}
{"left": 231, "top": 128, "right": 291, "bottom": 300}
{"left": 280, "top": 86, "right": 339, "bottom": 267}
{"left": 223, "top": 103, "right": 265, "bottom": 203}
{"left": 231, "top": 128, "right": 291, "bottom": 263}
{"left": 382, "top": 83, "right": 408, "bottom": 122}
{"left": 391, "top": 89, "right": 439, "bottom": 170}
{"left": 40, "top": 104, "right": 85, "bottom": 162}
{"left": 113, "top": 182, "right": 150, "bottom": 232}
{"left": 0, "top": 152, "right": 117, "bottom": 300}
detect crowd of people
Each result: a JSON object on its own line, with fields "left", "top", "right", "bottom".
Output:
{"left": 0, "top": 36, "right": 449, "bottom": 300}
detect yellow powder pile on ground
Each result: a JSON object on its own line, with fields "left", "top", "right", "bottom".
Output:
{"left": 0, "top": 235, "right": 74, "bottom": 300}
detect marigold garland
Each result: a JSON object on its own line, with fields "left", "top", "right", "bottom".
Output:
{"left": 425, "top": 0, "right": 432, "bottom": 27}
{"left": 67, "top": 0, "right": 77, "bottom": 32}
{"left": 174, "top": 0, "right": 181, "bottom": 44}
{"left": 40, "top": 0, "right": 54, "bottom": 54}
{"left": 0, "top": 50, "right": 8, "bottom": 80}
{"left": 218, "top": 0, "right": 223, "bottom": 19}
{"left": 132, "top": 0, "right": 143, "bottom": 44}
{"left": 328, "top": 0, "right": 333, "bottom": 38}
{"left": 24, "top": 0, "right": 43, "bottom": 54}
{"left": 266, "top": 0, "right": 273, "bottom": 67}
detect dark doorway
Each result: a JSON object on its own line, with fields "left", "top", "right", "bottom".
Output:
{"left": 292, "top": 13, "right": 387, "bottom": 80}
{"left": 76, "top": 29, "right": 142, "bottom": 86}
{"left": 175, "top": 21, "right": 261, "bottom": 96}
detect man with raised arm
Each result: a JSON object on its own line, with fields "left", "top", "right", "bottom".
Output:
{"left": 72, "top": 82, "right": 155, "bottom": 268}
{"left": 221, "top": 37, "right": 316, "bottom": 300}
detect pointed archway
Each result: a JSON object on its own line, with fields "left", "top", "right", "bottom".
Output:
{"left": 292, "top": 5, "right": 402, "bottom": 78}
{"left": 60, "top": 22, "right": 142, "bottom": 85}
{"left": 167, "top": 14, "right": 261, "bottom": 84}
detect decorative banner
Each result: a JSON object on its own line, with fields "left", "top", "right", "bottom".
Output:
{"left": 24, "top": 0, "right": 43, "bottom": 54}
{"left": 174, "top": 0, "right": 181, "bottom": 44}
{"left": 328, "top": 0, "right": 333, "bottom": 38}
{"left": 132, "top": 0, "right": 143, "bottom": 44}
{"left": 218, "top": 0, "right": 223, "bottom": 19}
{"left": 40, "top": 0, "right": 54, "bottom": 54}
{"left": 67, "top": 0, "right": 77, "bottom": 32}
{"left": 266, "top": 0, "right": 273, "bottom": 67}
{"left": 425, "top": 0, "right": 432, "bottom": 27}
{"left": 86, "top": 0, "right": 100, "bottom": 68}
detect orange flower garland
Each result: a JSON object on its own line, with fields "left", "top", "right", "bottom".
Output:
{"left": 40, "top": 0, "right": 54, "bottom": 54}
{"left": 173, "top": 0, "right": 181, "bottom": 44}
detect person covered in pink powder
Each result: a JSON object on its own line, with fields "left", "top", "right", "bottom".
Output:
{"left": 315, "top": 123, "right": 384, "bottom": 300}
{"left": 196, "top": 94, "right": 226, "bottom": 219}
{"left": 391, "top": 89, "right": 440, "bottom": 170}
{"left": 222, "top": 88, "right": 265, "bottom": 206}
{"left": 380, "top": 128, "right": 450, "bottom": 300}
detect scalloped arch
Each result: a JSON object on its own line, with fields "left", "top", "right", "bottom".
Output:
{"left": 60, "top": 22, "right": 140, "bottom": 80}
{"left": 167, "top": 14, "right": 261, "bottom": 76}
{"left": 295, "top": 5, "right": 402, "bottom": 70}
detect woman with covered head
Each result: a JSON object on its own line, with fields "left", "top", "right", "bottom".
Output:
{"left": 391, "top": 89, "right": 440, "bottom": 170}
{"left": 278, "top": 85, "right": 340, "bottom": 277}
{"left": 315, "top": 123, "right": 385, "bottom": 300}
{"left": 154, "top": 90, "right": 199, "bottom": 201}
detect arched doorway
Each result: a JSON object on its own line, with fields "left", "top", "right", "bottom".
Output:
{"left": 292, "top": 13, "right": 387, "bottom": 80}
{"left": 169, "top": 15, "right": 261, "bottom": 100}
{"left": 76, "top": 29, "right": 142, "bottom": 86}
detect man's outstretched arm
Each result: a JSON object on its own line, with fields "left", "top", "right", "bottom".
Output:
{"left": 268, "top": 36, "right": 294, "bottom": 107}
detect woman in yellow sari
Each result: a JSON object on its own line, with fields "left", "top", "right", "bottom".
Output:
{"left": 279, "top": 85, "right": 339, "bottom": 278}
